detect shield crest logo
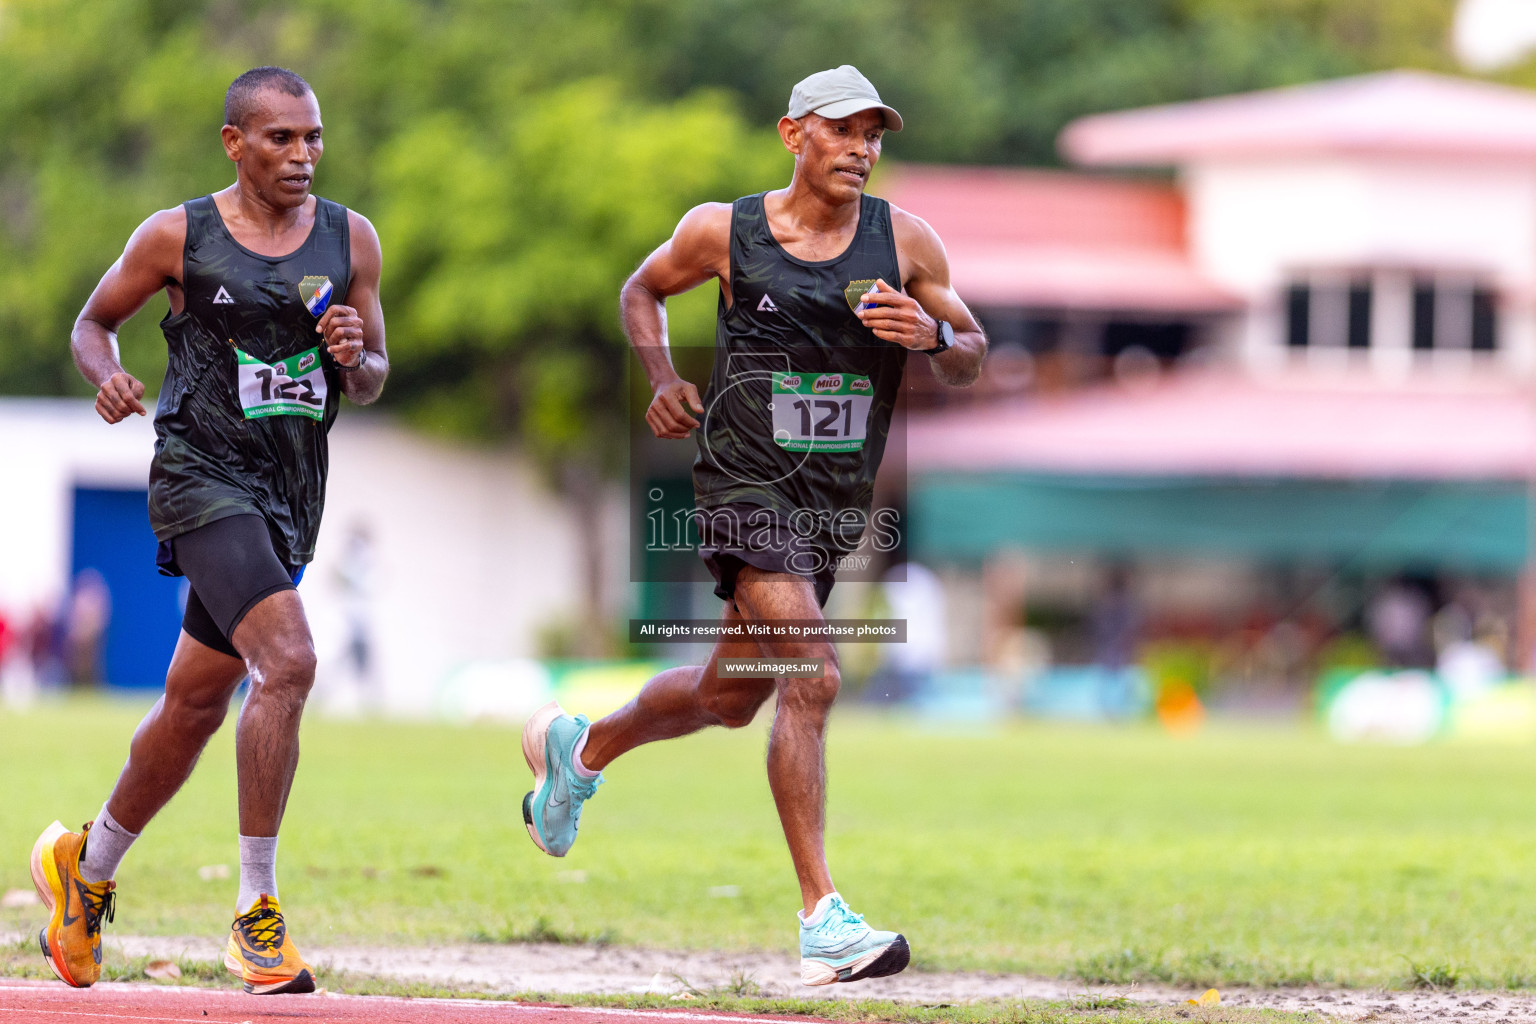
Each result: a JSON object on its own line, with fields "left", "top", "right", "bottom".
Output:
{"left": 843, "top": 279, "right": 879, "bottom": 313}
{"left": 298, "top": 276, "right": 334, "bottom": 317}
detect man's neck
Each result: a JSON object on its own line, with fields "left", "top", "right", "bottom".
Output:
{"left": 773, "top": 176, "right": 862, "bottom": 234}
{"left": 219, "top": 181, "right": 309, "bottom": 236}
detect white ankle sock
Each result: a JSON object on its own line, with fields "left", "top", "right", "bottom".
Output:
{"left": 799, "top": 891, "right": 839, "bottom": 927}
{"left": 571, "top": 727, "right": 600, "bottom": 778}
{"left": 79, "top": 806, "right": 140, "bottom": 884}
{"left": 236, "top": 835, "right": 279, "bottom": 914}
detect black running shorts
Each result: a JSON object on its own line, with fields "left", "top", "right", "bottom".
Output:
{"left": 695, "top": 502, "right": 836, "bottom": 609}
{"left": 156, "top": 514, "right": 303, "bottom": 659}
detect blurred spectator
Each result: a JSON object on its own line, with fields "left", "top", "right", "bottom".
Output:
{"left": 1435, "top": 600, "right": 1507, "bottom": 695}
{"left": 1090, "top": 563, "right": 1143, "bottom": 716}
{"left": 63, "top": 569, "right": 111, "bottom": 688}
{"left": 1367, "top": 578, "right": 1433, "bottom": 668}
{"left": 0, "top": 608, "right": 14, "bottom": 704}
{"left": 868, "top": 562, "right": 946, "bottom": 703}
{"left": 28, "top": 603, "right": 63, "bottom": 687}
{"left": 1090, "top": 563, "right": 1142, "bottom": 671}
{"left": 0, "top": 609, "right": 12, "bottom": 668}
{"left": 336, "top": 521, "right": 379, "bottom": 707}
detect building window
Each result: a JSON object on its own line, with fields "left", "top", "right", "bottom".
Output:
{"left": 1410, "top": 277, "right": 1498, "bottom": 351}
{"left": 1347, "top": 283, "right": 1371, "bottom": 349}
{"left": 1286, "top": 286, "right": 1309, "bottom": 348}
{"left": 1473, "top": 290, "right": 1496, "bottom": 352}
{"left": 1411, "top": 283, "right": 1435, "bottom": 351}
{"left": 1284, "top": 276, "right": 1370, "bottom": 349}
{"left": 1285, "top": 273, "right": 1498, "bottom": 354}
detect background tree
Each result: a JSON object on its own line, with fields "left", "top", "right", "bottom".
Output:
{"left": 0, "top": 0, "right": 1476, "bottom": 647}
{"left": 0, "top": 0, "right": 1468, "bottom": 412}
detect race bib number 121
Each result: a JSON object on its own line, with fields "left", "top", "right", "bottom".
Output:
{"left": 770, "top": 371, "right": 872, "bottom": 453}
{"left": 236, "top": 344, "right": 327, "bottom": 421}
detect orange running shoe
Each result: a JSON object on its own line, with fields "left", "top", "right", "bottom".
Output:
{"left": 224, "top": 895, "right": 315, "bottom": 994}
{"left": 30, "top": 820, "right": 116, "bottom": 988}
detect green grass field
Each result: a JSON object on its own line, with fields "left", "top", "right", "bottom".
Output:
{"left": 4, "top": 696, "right": 1536, "bottom": 990}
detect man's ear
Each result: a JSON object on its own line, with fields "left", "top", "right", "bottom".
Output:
{"left": 778, "top": 115, "right": 805, "bottom": 155}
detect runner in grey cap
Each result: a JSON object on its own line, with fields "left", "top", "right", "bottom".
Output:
{"left": 520, "top": 63, "right": 986, "bottom": 987}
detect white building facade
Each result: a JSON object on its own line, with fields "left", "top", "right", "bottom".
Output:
{"left": 0, "top": 398, "right": 623, "bottom": 714}
{"left": 1061, "top": 71, "right": 1536, "bottom": 378}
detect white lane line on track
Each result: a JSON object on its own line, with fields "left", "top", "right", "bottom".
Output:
{"left": 0, "top": 1009, "right": 241, "bottom": 1023}
{"left": 500, "top": 1005, "right": 813, "bottom": 1022}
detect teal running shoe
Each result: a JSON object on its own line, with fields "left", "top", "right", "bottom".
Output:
{"left": 521, "top": 701, "right": 602, "bottom": 857}
{"left": 799, "top": 893, "right": 910, "bottom": 986}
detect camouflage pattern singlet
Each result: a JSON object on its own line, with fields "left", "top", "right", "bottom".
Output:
{"left": 148, "top": 194, "right": 351, "bottom": 567}
{"left": 692, "top": 191, "right": 905, "bottom": 552}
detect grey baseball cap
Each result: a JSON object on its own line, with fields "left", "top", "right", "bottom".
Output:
{"left": 787, "top": 65, "right": 903, "bottom": 131}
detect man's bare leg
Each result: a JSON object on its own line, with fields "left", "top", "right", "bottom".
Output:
{"left": 524, "top": 598, "right": 777, "bottom": 857}
{"left": 77, "top": 633, "right": 244, "bottom": 891}
{"left": 229, "top": 590, "right": 317, "bottom": 838}
{"left": 40, "top": 632, "right": 250, "bottom": 989}
{"left": 580, "top": 598, "right": 777, "bottom": 768}
{"left": 222, "top": 589, "right": 318, "bottom": 995}
{"left": 582, "top": 566, "right": 839, "bottom": 914}
{"left": 101, "top": 634, "right": 249, "bottom": 833}
{"left": 716, "top": 570, "right": 906, "bottom": 986}
{"left": 524, "top": 564, "right": 905, "bottom": 981}
{"left": 729, "top": 568, "right": 839, "bottom": 914}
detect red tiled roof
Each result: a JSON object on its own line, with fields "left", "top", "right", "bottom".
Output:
{"left": 880, "top": 165, "right": 1188, "bottom": 247}
{"left": 1062, "top": 70, "right": 1536, "bottom": 165}
{"left": 879, "top": 165, "right": 1238, "bottom": 313}
{"left": 907, "top": 370, "right": 1536, "bottom": 481}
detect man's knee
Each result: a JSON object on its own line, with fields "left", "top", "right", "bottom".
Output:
{"left": 251, "top": 638, "right": 317, "bottom": 699}
{"left": 704, "top": 685, "right": 772, "bottom": 729}
{"left": 162, "top": 689, "right": 232, "bottom": 738}
{"left": 780, "top": 664, "right": 840, "bottom": 712}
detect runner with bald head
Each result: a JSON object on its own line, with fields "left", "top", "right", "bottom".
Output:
{"left": 521, "top": 65, "right": 985, "bottom": 986}
{"left": 30, "top": 65, "right": 388, "bottom": 996}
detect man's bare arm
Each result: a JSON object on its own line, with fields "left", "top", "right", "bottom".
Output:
{"left": 72, "top": 208, "right": 187, "bottom": 423}
{"left": 620, "top": 202, "right": 732, "bottom": 439}
{"left": 866, "top": 207, "right": 987, "bottom": 387}
{"left": 322, "top": 210, "right": 388, "bottom": 405}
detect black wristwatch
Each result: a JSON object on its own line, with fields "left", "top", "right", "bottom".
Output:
{"left": 927, "top": 320, "right": 954, "bottom": 355}
{"left": 339, "top": 348, "right": 369, "bottom": 372}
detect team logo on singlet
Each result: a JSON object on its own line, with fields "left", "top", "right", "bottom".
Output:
{"left": 298, "top": 276, "right": 334, "bottom": 317}
{"left": 213, "top": 285, "right": 236, "bottom": 304}
{"left": 843, "top": 278, "right": 879, "bottom": 312}
{"left": 756, "top": 293, "right": 780, "bottom": 313}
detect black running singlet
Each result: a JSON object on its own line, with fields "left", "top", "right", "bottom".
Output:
{"left": 692, "top": 192, "right": 905, "bottom": 553}
{"left": 148, "top": 195, "right": 351, "bottom": 567}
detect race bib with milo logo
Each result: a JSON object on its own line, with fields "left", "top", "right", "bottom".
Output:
{"left": 235, "top": 344, "right": 327, "bottom": 421}
{"left": 770, "top": 371, "right": 873, "bottom": 453}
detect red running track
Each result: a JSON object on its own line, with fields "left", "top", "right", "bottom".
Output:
{"left": 0, "top": 981, "right": 836, "bottom": 1024}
